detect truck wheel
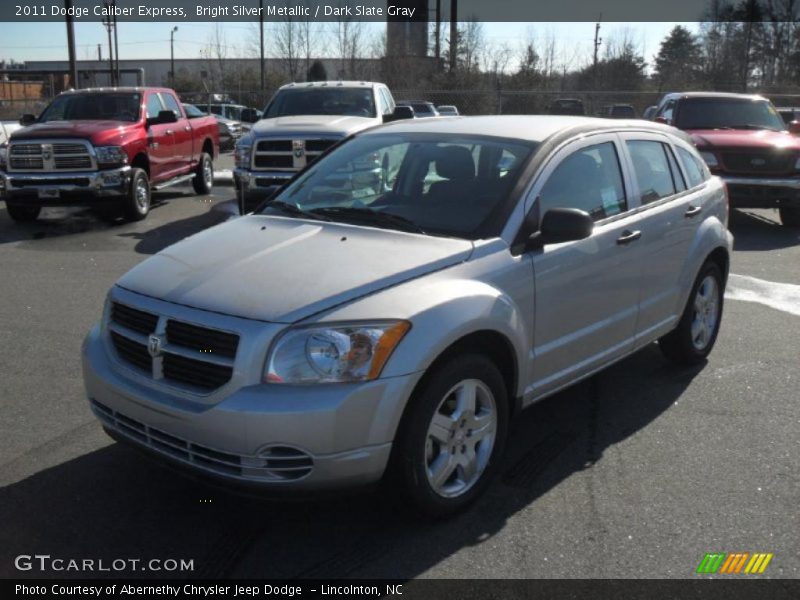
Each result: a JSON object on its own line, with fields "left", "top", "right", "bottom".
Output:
{"left": 192, "top": 153, "right": 213, "bottom": 195}
{"left": 123, "top": 168, "right": 150, "bottom": 222}
{"left": 659, "top": 261, "right": 724, "bottom": 366}
{"left": 779, "top": 206, "right": 800, "bottom": 227}
{"left": 5, "top": 203, "right": 41, "bottom": 223}
{"left": 392, "top": 354, "right": 509, "bottom": 517}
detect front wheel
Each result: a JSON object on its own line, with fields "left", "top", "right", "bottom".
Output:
{"left": 192, "top": 153, "right": 214, "bottom": 195}
{"left": 392, "top": 354, "right": 509, "bottom": 517}
{"left": 779, "top": 206, "right": 800, "bottom": 228}
{"left": 659, "top": 261, "right": 724, "bottom": 365}
{"left": 122, "top": 168, "right": 151, "bottom": 222}
{"left": 6, "top": 203, "right": 41, "bottom": 223}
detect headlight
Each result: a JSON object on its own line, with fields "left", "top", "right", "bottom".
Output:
{"left": 265, "top": 321, "right": 411, "bottom": 384}
{"left": 699, "top": 151, "right": 718, "bottom": 168}
{"left": 95, "top": 146, "right": 128, "bottom": 166}
{"left": 234, "top": 139, "right": 253, "bottom": 168}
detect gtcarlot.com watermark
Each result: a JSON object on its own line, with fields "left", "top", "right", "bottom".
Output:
{"left": 14, "top": 554, "right": 194, "bottom": 573}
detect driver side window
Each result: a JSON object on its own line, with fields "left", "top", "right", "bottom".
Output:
{"left": 538, "top": 142, "right": 627, "bottom": 222}
{"left": 146, "top": 94, "right": 164, "bottom": 119}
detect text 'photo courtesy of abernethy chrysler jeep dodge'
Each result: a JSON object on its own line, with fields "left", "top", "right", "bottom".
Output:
{"left": 82, "top": 115, "right": 732, "bottom": 516}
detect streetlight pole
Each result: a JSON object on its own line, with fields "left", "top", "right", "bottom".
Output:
{"left": 64, "top": 0, "right": 78, "bottom": 88}
{"left": 170, "top": 26, "right": 178, "bottom": 88}
{"left": 112, "top": 0, "right": 120, "bottom": 85}
{"left": 259, "top": 0, "right": 264, "bottom": 96}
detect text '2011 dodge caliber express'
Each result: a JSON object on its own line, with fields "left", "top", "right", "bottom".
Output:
{"left": 83, "top": 116, "right": 733, "bottom": 515}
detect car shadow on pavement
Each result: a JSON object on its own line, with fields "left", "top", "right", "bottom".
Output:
{"left": 730, "top": 209, "right": 800, "bottom": 251}
{"left": 116, "top": 207, "right": 228, "bottom": 255}
{"left": 0, "top": 345, "right": 702, "bottom": 580}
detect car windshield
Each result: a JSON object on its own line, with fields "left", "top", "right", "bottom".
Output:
{"left": 38, "top": 93, "right": 141, "bottom": 122}
{"left": 264, "top": 88, "right": 376, "bottom": 118}
{"left": 675, "top": 98, "right": 785, "bottom": 131}
{"left": 263, "top": 132, "right": 536, "bottom": 239}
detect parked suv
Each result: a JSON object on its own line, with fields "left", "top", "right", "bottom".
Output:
{"left": 0, "top": 87, "right": 219, "bottom": 222}
{"left": 83, "top": 116, "right": 732, "bottom": 515}
{"left": 234, "top": 81, "right": 408, "bottom": 214}
{"left": 654, "top": 92, "right": 800, "bottom": 227}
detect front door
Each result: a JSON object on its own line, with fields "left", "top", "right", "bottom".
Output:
{"left": 144, "top": 92, "right": 175, "bottom": 181}
{"left": 526, "top": 135, "right": 645, "bottom": 398}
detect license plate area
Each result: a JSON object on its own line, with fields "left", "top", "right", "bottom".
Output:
{"left": 37, "top": 188, "right": 60, "bottom": 199}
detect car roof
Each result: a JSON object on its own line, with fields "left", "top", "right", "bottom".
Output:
{"left": 59, "top": 87, "right": 173, "bottom": 94}
{"left": 369, "top": 115, "right": 685, "bottom": 144}
{"left": 661, "top": 91, "right": 768, "bottom": 102}
{"left": 279, "top": 81, "right": 382, "bottom": 90}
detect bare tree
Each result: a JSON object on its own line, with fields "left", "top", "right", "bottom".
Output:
{"left": 273, "top": 18, "right": 303, "bottom": 81}
{"left": 330, "top": 15, "right": 364, "bottom": 78}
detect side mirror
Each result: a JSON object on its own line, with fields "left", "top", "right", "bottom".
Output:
{"left": 147, "top": 110, "right": 178, "bottom": 127}
{"left": 788, "top": 120, "right": 800, "bottom": 135}
{"left": 240, "top": 108, "right": 259, "bottom": 123}
{"left": 654, "top": 116, "right": 670, "bottom": 125}
{"left": 527, "top": 208, "right": 594, "bottom": 249}
{"left": 19, "top": 113, "right": 36, "bottom": 126}
{"left": 383, "top": 106, "right": 414, "bottom": 123}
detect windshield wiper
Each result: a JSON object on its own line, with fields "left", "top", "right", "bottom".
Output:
{"left": 309, "top": 206, "right": 426, "bottom": 234}
{"left": 265, "top": 200, "right": 331, "bottom": 222}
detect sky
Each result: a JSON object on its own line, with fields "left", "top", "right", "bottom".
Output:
{"left": 0, "top": 21, "right": 695, "bottom": 73}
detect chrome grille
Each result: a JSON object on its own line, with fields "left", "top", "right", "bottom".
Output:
{"left": 108, "top": 301, "right": 239, "bottom": 392}
{"left": 252, "top": 137, "right": 338, "bottom": 172}
{"left": 7, "top": 139, "right": 95, "bottom": 172}
{"left": 91, "top": 400, "right": 314, "bottom": 481}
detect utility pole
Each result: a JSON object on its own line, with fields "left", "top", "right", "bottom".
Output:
{"left": 97, "top": 44, "right": 102, "bottom": 61}
{"left": 592, "top": 14, "right": 602, "bottom": 90}
{"left": 170, "top": 26, "right": 178, "bottom": 88}
{"left": 112, "top": 0, "right": 120, "bottom": 85}
{"left": 742, "top": 0, "right": 756, "bottom": 92}
{"left": 64, "top": 0, "right": 78, "bottom": 89}
{"left": 259, "top": 0, "right": 265, "bottom": 94}
{"left": 102, "top": 2, "right": 114, "bottom": 86}
{"left": 435, "top": 0, "right": 441, "bottom": 62}
{"left": 449, "top": 0, "right": 457, "bottom": 72}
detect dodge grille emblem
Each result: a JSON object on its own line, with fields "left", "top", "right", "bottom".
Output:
{"left": 751, "top": 158, "right": 767, "bottom": 166}
{"left": 293, "top": 140, "right": 305, "bottom": 158}
{"left": 41, "top": 144, "right": 52, "bottom": 160}
{"left": 148, "top": 334, "right": 163, "bottom": 358}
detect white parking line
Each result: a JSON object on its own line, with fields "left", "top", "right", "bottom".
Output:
{"left": 726, "top": 274, "right": 800, "bottom": 317}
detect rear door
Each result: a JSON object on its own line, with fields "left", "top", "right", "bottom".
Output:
{"left": 526, "top": 134, "right": 646, "bottom": 398}
{"left": 618, "top": 133, "right": 709, "bottom": 346}
{"left": 144, "top": 92, "right": 175, "bottom": 181}
{"left": 159, "top": 92, "right": 194, "bottom": 173}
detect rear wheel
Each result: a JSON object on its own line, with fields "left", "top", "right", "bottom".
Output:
{"left": 5, "top": 203, "right": 41, "bottom": 223}
{"left": 659, "top": 261, "right": 724, "bottom": 365}
{"left": 192, "top": 153, "right": 213, "bottom": 195}
{"left": 122, "top": 168, "right": 150, "bottom": 222}
{"left": 392, "top": 354, "right": 509, "bottom": 517}
{"left": 779, "top": 206, "right": 800, "bottom": 227}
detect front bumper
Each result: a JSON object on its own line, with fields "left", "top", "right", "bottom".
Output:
{"left": 720, "top": 175, "right": 800, "bottom": 208}
{"left": 0, "top": 165, "right": 132, "bottom": 205}
{"left": 82, "top": 320, "right": 422, "bottom": 491}
{"left": 233, "top": 167, "right": 294, "bottom": 213}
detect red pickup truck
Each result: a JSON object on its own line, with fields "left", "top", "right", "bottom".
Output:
{"left": 653, "top": 92, "right": 800, "bottom": 227}
{"left": 0, "top": 87, "right": 219, "bottom": 223}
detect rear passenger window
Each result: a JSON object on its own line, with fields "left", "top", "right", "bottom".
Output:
{"left": 626, "top": 141, "right": 677, "bottom": 204}
{"left": 676, "top": 147, "right": 708, "bottom": 188}
{"left": 539, "top": 142, "right": 627, "bottom": 221}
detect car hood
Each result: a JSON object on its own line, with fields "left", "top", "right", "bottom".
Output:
{"left": 689, "top": 128, "right": 800, "bottom": 150}
{"left": 10, "top": 120, "right": 141, "bottom": 146}
{"left": 116, "top": 216, "right": 473, "bottom": 323}
{"left": 251, "top": 114, "right": 377, "bottom": 138}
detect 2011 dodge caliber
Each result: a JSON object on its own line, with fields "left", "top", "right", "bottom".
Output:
{"left": 83, "top": 116, "right": 733, "bottom": 515}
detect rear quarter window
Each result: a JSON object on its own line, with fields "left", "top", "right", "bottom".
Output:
{"left": 676, "top": 146, "right": 709, "bottom": 188}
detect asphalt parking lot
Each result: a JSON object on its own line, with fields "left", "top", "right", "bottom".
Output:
{"left": 0, "top": 183, "right": 798, "bottom": 580}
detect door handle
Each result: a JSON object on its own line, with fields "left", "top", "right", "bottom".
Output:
{"left": 685, "top": 205, "right": 703, "bottom": 218}
{"left": 616, "top": 230, "right": 642, "bottom": 245}
{"left": 184, "top": 126, "right": 192, "bottom": 132}
{"left": 166, "top": 129, "right": 174, "bottom": 135}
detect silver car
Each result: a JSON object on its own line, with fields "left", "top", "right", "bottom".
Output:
{"left": 82, "top": 116, "right": 732, "bottom": 515}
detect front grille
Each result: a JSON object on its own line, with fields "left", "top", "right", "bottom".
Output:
{"left": 257, "top": 140, "right": 292, "bottom": 152}
{"left": 165, "top": 320, "right": 239, "bottom": 358}
{"left": 9, "top": 177, "right": 91, "bottom": 188}
{"left": 8, "top": 139, "right": 94, "bottom": 172}
{"left": 254, "top": 155, "right": 293, "bottom": 169}
{"left": 110, "top": 331, "right": 152, "bottom": 372}
{"left": 108, "top": 300, "right": 240, "bottom": 393}
{"left": 305, "top": 139, "right": 336, "bottom": 153}
{"left": 111, "top": 302, "right": 158, "bottom": 335}
{"left": 91, "top": 400, "right": 314, "bottom": 481}
{"left": 721, "top": 151, "right": 795, "bottom": 175}
{"left": 163, "top": 354, "right": 233, "bottom": 390}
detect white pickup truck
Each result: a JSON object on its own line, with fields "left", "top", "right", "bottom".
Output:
{"left": 233, "top": 81, "right": 412, "bottom": 214}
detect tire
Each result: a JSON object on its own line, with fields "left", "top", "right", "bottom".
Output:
{"left": 392, "top": 354, "right": 509, "bottom": 517}
{"left": 192, "top": 152, "right": 214, "bottom": 195}
{"left": 123, "top": 168, "right": 150, "bottom": 222}
{"left": 659, "top": 261, "right": 724, "bottom": 365}
{"left": 5, "top": 203, "right": 41, "bottom": 223}
{"left": 779, "top": 206, "right": 800, "bottom": 228}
